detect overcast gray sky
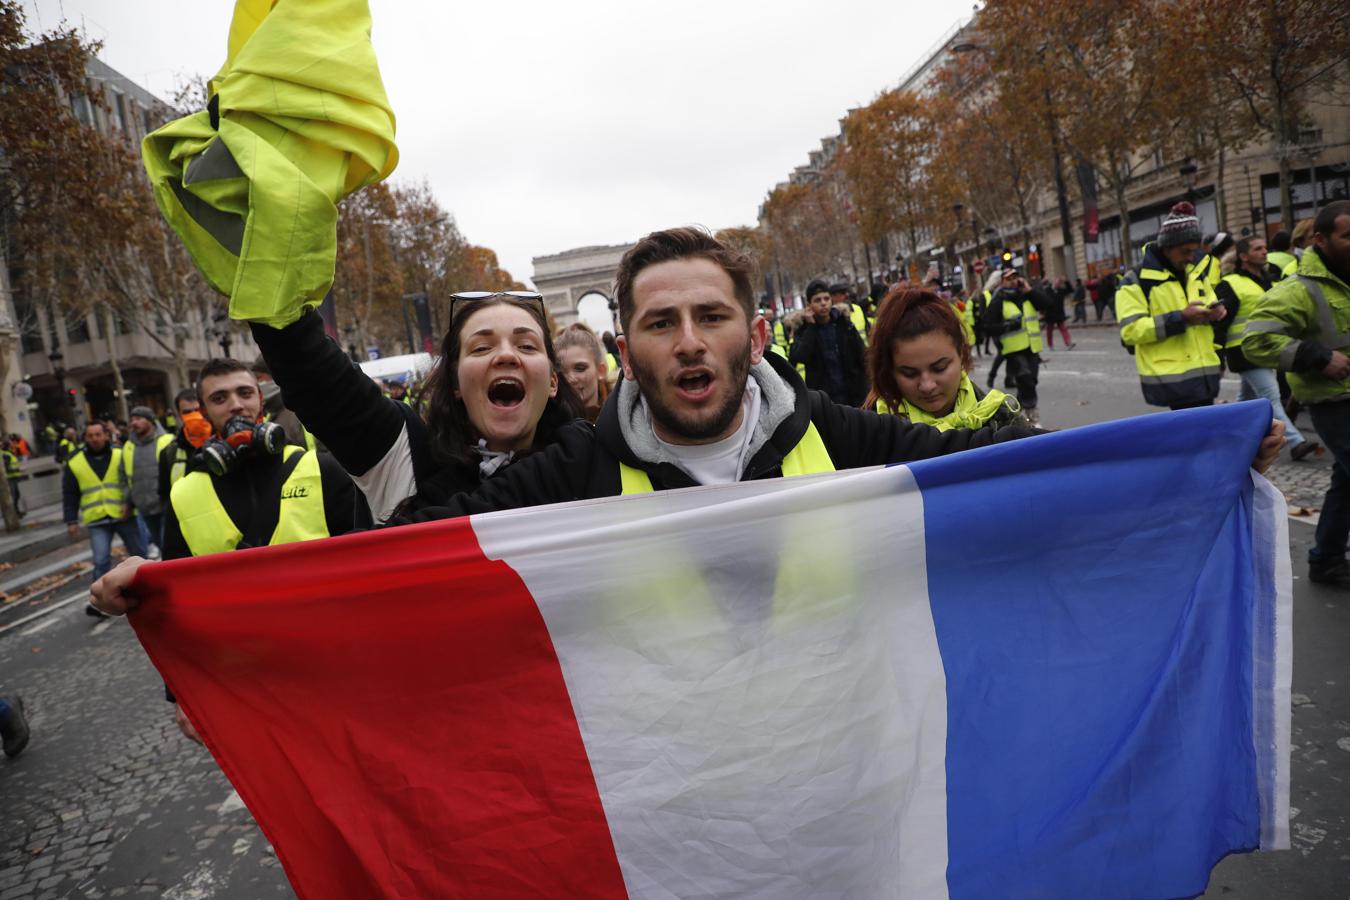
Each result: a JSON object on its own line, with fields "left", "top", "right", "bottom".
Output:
{"left": 24, "top": 0, "right": 966, "bottom": 286}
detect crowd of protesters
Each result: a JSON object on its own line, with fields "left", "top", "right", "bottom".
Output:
{"left": 0, "top": 220, "right": 1297, "bottom": 757}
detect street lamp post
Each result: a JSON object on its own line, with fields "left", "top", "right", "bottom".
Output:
{"left": 210, "top": 315, "right": 233, "bottom": 358}
{"left": 48, "top": 347, "right": 74, "bottom": 426}
{"left": 1179, "top": 161, "right": 1199, "bottom": 203}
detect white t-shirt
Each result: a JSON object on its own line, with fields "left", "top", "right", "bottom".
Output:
{"left": 649, "top": 381, "right": 761, "bottom": 486}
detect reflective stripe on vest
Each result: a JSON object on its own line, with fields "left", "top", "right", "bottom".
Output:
{"left": 170, "top": 446, "right": 328, "bottom": 557}
{"left": 67, "top": 451, "right": 126, "bottom": 524}
{"left": 168, "top": 446, "right": 189, "bottom": 487}
{"left": 123, "top": 433, "right": 175, "bottom": 477}
{"left": 619, "top": 421, "right": 835, "bottom": 495}
{"left": 1297, "top": 276, "right": 1350, "bottom": 350}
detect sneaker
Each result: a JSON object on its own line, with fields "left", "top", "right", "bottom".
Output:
{"left": 1066, "top": 342, "right": 1076, "bottom": 350}
{"left": 1308, "top": 558, "right": 1350, "bottom": 587}
{"left": 1290, "top": 440, "right": 1321, "bottom": 462}
{"left": 147, "top": 544, "right": 162, "bottom": 561}
{"left": 1, "top": 696, "right": 30, "bottom": 757}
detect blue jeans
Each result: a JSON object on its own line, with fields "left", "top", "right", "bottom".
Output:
{"left": 1238, "top": 368, "right": 1305, "bottom": 447}
{"left": 1309, "top": 403, "right": 1350, "bottom": 564}
{"left": 88, "top": 519, "right": 147, "bottom": 582}
{"left": 137, "top": 512, "right": 164, "bottom": 551}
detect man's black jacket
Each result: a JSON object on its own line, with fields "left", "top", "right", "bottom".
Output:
{"left": 402, "top": 351, "right": 1037, "bottom": 523}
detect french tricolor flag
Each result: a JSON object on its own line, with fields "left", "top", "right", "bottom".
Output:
{"left": 132, "top": 401, "right": 1290, "bottom": 899}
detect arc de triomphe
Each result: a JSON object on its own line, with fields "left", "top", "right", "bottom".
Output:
{"left": 530, "top": 242, "right": 634, "bottom": 336}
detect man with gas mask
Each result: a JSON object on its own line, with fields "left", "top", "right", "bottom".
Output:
{"left": 160, "top": 358, "right": 357, "bottom": 741}
{"left": 162, "top": 358, "right": 356, "bottom": 562}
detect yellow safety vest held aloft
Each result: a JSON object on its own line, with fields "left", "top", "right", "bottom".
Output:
{"left": 170, "top": 445, "right": 328, "bottom": 557}
{"left": 619, "top": 421, "right": 835, "bottom": 494}
{"left": 67, "top": 450, "right": 127, "bottom": 525}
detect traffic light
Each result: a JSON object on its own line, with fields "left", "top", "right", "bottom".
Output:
{"left": 1001, "top": 250, "right": 1013, "bottom": 265}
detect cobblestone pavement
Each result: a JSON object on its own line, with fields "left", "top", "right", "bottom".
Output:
{"left": 1265, "top": 442, "right": 1335, "bottom": 518}
{"left": 0, "top": 605, "right": 292, "bottom": 898}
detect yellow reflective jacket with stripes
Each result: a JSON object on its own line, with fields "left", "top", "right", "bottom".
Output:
{"left": 1116, "top": 244, "right": 1222, "bottom": 407}
{"left": 1242, "top": 248, "right": 1350, "bottom": 404}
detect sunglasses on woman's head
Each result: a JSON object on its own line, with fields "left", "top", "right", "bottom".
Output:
{"left": 449, "top": 291, "right": 546, "bottom": 320}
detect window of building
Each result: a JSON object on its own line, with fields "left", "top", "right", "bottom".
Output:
{"left": 70, "top": 93, "right": 94, "bottom": 127}
{"left": 66, "top": 313, "right": 91, "bottom": 345}
{"left": 9, "top": 284, "right": 45, "bottom": 355}
{"left": 110, "top": 88, "right": 127, "bottom": 131}
{"left": 1260, "top": 167, "right": 1350, "bottom": 231}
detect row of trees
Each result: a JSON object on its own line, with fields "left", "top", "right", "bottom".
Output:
{"left": 757, "top": 0, "right": 1349, "bottom": 293}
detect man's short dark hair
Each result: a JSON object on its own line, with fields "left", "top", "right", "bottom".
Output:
{"left": 804, "top": 280, "right": 830, "bottom": 300}
{"left": 1236, "top": 236, "right": 1263, "bottom": 257}
{"left": 1269, "top": 230, "right": 1292, "bottom": 252}
{"left": 613, "top": 227, "right": 756, "bottom": 333}
{"left": 174, "top": 387, "right": 198, "bottom": 410}
{"left": 196, "top": 358, "right": 254, "bottom": 403}
{"left": 1314, "top": 200, "right": 1350, "bottom": 236}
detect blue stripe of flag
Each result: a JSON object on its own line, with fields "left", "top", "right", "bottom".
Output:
{"left": 908, "top": 402, "right": 1273, "bottom": 900}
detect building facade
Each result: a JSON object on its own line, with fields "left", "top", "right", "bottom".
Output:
{"left": 1, "top": 56, "right": 255, "bottom": 448}
{"left": 761, "top": 16, "right": 1350, "bottom": 299}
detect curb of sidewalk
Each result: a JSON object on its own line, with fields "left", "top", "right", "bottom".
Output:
{"left": 0, "top": 529, "right": 79, "bottom": 568}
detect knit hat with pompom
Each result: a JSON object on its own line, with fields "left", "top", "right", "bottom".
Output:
{"left": 1157, "top": 201, "right": 1201, "bottom": 249}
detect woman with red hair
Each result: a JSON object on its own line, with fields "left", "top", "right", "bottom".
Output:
{"left": 865, "top": 287, "right": 1027, "bottom": 430}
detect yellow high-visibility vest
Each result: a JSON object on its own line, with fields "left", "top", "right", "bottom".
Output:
{"left": 1000, "top": 298, "right": 1042, "bottom": 354}
{"left": 1219, "top": 270, "right": 1269, "bottom": 350}
{"left": 67, "top": 450, "right": 127, "bottom": 525}
{"left": 619, "top": 421, "right": 834, "bottom": 494}
{"left": 170, "top": 445, "right": 328, "bottom": 557}
{"left": 123, "top": 433, "right": 175, "bottom": 478}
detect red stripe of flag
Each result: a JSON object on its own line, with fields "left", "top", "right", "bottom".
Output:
{"left": 131, "top": 516, "right": 628, "bottom": 899}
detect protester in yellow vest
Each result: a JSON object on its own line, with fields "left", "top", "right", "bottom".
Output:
{"left": 1213, "top": 235, "right": 1318, "bottom": 460}
{"left": 158, "top": 389, "right": 208, "bottom": 503}
{"left": 866, "top": 287, "right": 1027, "bottom": 432}
{"left": 63, "top": 421, "right": 146, "bottom": 618}
{"left": 163, "top": 359, "right": 355, "bottom": 561}
{"left": 1267, "top": 230, "right": 1298, "bottom": 280}
{"left": 831, "top": 284, "right": 870, "bottom": 347}
{"left": 980, "top": 267, "right": 1045, "bottom": 426}
{"left": 2, "top": 447, "right": 22, "bottom": 517}
{"left": 123, "top": 406, "right": 175, "bottom": 553}
{"left": 157, "top": 358, "right": 356, "bottom": 741}
{"left": 1117, "top": 202, "right": 1226, "bottom": 410}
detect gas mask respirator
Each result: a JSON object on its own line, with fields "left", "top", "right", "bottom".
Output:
{"left": 199, "top": 416, "right": 287, "bottom": 477}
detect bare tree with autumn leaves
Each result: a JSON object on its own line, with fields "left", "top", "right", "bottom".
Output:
{"left": 841, "top": 89, "right": 943, "bottom": 278}
{"left": 1188, "top": 0, "right": 1350, "bottom": 229}
{"left": 0, "top": 3, "right": 116, "bottom": 529}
